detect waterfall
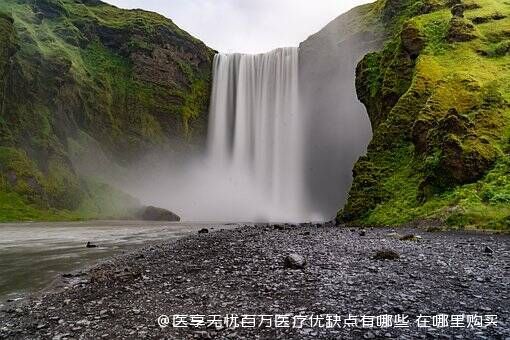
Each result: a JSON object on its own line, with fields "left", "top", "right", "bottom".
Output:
{"left": 207, "top": 48, "right": 306, "bottom": 222}
{"left": 120, "top": 42, "right": 371, "bottom": 223}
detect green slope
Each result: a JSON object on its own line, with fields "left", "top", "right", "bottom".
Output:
{"left": 0, "top": 0, "right": 214, "bottom": 221}
{"left": 341, "top": 0, "right": 510, "bottom": 230}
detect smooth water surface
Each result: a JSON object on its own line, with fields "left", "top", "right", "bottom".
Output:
{"left": 0, "top": 221, "right": 221, "bottom": 303}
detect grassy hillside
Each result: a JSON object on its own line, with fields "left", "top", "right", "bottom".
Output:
{"left": 341, "top": 0, "right": 510, "bottom": 230}
{"left": 0, "top": 0, "right": 214, "bottom": 221}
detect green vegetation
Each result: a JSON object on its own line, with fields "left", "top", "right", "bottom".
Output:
{"left": 0, "top": 0, "right": 213, "bottom": 222}
{"left": 1, "top": 0, "right": 507, "bottom": 228}
{"left": 341, "top": 0, "right": 510, "bottom": 230}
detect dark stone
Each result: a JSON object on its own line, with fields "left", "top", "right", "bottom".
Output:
{"left": 284, "top": 254, "right": 306, "bottom": 270}
{"left": 373, "top": 249, "right": 400, "bottom": 261}
{"left": 359, "top": 230, "right": 367, "bottom": 237}
{"left": 484, "top": 246, "right": 494, "bottom": 254}
{"left": 198, "top": 228, "right": 209, "bottom": 234}
{"left": 139, "top": 206, "right": 180, "bottom": 222}
{"left": 86, "top": 242, "right": 98, "bottom": 248}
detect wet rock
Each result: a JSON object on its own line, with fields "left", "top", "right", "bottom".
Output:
{"left": 284, "top": 254, "right": 306, "bottom": 270}
{"left": 198, "top": 228, "right": 209, "bottom": 234}
{"left": 484, "top": 246, "right": 494, "bottom": 254}
{"left": 373, "top": 249, "right": 400, "bottom": 261}
{"left": 359, "top": 230, "right": 367, "bottom": 237}
{"left": 139, "top": 206, "right": 180, "bottom": 222}
{"left": 2, "top": 225, "right": 509, "bottom": 339}
{"left": 86, "top": 242, "right": 98, "bottom": 248}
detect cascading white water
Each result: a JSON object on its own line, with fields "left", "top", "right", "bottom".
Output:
{"left": 88, "top": 14, "right": 375, "bottom": 223}
{"left": 207, "top": 47, "right": 306, "bottom": 222}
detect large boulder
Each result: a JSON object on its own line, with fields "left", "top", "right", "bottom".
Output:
{"left": 139, "top": 206, "right": 181, "bottom": 222}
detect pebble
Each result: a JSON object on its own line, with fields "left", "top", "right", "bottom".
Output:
{"left": 1, "top": 225, "right": 508, "bottom": 339}
{"left": 284, "top": 254, "right": 307, "bottom": 269}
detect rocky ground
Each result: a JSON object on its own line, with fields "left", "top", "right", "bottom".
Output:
{"left": 0, "top": 224, "right": 509, "bottom": 339}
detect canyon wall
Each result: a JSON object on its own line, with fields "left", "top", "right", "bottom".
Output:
{"left": 341, "top": 0, "right": 510, "bottom": 229}
{"left": 0, "top": 0, "right": 213, "bottom": 220}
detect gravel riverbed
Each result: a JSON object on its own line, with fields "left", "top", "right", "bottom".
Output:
{"left": 0, "top": 224, "right": 509, "bottom": 339}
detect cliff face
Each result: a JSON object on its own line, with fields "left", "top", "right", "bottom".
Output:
{"left": 298, "top": 4, "right": 384, "bottom": 218}
{"left": 0, "top": 0, "right": 214, "bottom": 221}
{"left": 341, "top": 0, "right": 510, "bottom": 229}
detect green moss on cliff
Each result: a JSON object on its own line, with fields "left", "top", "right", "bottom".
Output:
{"left": 342, "top": 0, "right": 510, "bottom": 230}
{"left": 0, "top": 0, "right": 213, "bottom": 221}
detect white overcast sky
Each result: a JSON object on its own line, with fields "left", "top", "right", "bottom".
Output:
{"left": 103, "top": 0, "right": 373, "bottom": 54}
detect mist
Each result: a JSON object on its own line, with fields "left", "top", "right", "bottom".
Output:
{"left": 299, "top": 14, "right": 382, "bottom": 218}
{"left": 121, "top": 49, "right": 317, "bottom": 223}
{"left": 71, "top": 4, "right": 382, "bottom": 223}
